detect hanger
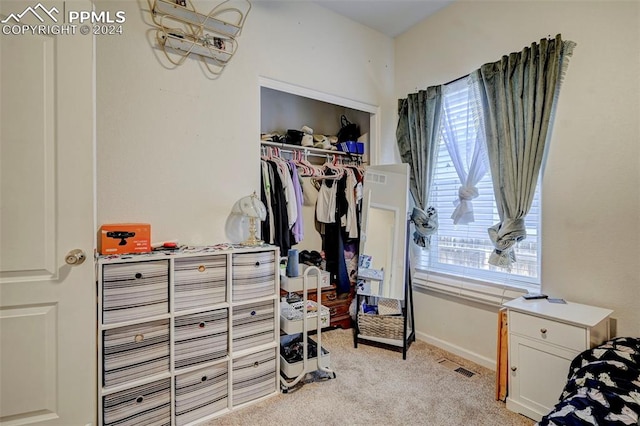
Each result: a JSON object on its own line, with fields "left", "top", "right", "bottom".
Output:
{"left": 293, "top": 150, "right": 315, "bottom": 177}
{"left": 314, "top": 156, "right": 344, "bottom": 181}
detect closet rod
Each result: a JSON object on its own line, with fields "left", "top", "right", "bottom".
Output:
{"left": 260, "top": 141, "right": 361, "bottom": 159}
{"left": 263, "top": 145, "right": 360, "bottom": 165}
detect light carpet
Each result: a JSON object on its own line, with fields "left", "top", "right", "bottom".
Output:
{"left": 210, "top": 328, "right": 535, "bottom": 426}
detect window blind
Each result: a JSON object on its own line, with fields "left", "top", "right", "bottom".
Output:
{"left": 417, "top": 79, "right": 541, "bottom": 287}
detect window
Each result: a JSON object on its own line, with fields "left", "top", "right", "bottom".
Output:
{"left": 417, "top": 79, "right": 541, "bottom": 287}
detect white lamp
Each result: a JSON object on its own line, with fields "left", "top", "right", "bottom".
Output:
{"left": 230, "top": 192, "right": 266, "bottom": 246}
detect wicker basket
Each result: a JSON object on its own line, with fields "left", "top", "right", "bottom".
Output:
{"left": 357, "top": 312, "right": 404, "bottom": 340}
{"left": 377, "top": 298, "right": 402, "bottom": 315}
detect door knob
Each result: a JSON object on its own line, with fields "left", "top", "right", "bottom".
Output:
{"left": 65, "top": 249, "right": 86, "bottom": 265}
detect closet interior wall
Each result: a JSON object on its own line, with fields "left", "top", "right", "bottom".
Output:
{"left": 259, "top": 81, "right": 377, "bottom": 329}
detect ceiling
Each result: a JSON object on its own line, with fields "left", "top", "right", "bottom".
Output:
{"left": 312, "top": 0, "right": 454, "bottom": 38}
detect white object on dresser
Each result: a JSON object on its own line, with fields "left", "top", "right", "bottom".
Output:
{"left": 502, "top": 297, "right": 613, "bottom": 421}
{"left": 97, "top": 245, "right": 279, "bottom": 426}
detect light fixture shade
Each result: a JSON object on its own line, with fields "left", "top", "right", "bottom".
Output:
{"left": 224, "top": 213, "right": 249, "bottom": 243}
{"left": 235, "top": 194, "right": 267, "bottom": 220}
{"left": 226, "top": 192, "right": 266, "bottom": 246}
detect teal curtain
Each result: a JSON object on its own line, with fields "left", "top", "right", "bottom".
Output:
{"left": 396, "top": 86, "right": 443, "bottom": 247}
{"left": 476, "top": 34, "right": 576, "bottom": 267}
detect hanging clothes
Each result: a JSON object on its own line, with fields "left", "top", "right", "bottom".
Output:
{"left": 260, "top": 161, "right": 275, "bottom": 244}
{"left": 315, "top": 179, "right": 338, "bottom": 223}
{"left": 260, "top": 147, "right": 364, "bottom": 295}
{"left": 288, "top": 160, "right": 304, "bottom": 244}
{"left": 320, "top": 173, "right": 351, "bottom": 294}
{"left": 259, "top": 147, "right": 311, "bottom": 253}
{"left": 260, "top": 159, "right": 291, "bottom": 255}
{"left": 272, "top": 157, "right": 297, "bottom": 230}
{"left": 342, "top": 168, "right": 359, "bottom": 239}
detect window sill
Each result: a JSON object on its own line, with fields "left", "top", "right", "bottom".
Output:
{"left": 412, "top": 268, "right": 532, "bottom": 307}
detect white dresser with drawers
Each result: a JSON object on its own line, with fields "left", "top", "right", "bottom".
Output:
{"left": 97, "top": 245, "right": 279, "bottom": 426}
{"left": 502, "top": 297, "right": 613, "bottom": 421}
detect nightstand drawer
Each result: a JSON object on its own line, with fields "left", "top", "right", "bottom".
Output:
{"left": 510, "top": 311, "right": 586, "bottom": 351}
{"left": 232, "top": 252, "right": 276, "bottom": 301}
{"left": 175, "top": 364, "right": 228, "bottom": 426}
{"left": 174, "top": 309, "right": 228, "bottom": 369}
{"left": 102, "top": 319, "right": 170, "bottom": 388}
{"left": 174, "top": 255, "right": 227, "bottom": 311}
{"left": 232, "top": 301, "right": 276, "bottom": 352}
{"left": 103, "top": 378, "right": 171, "bottom": 426}
{"left": 232, "top": 348, "right": 277, "bottom": 407}
{"left": 102, "top": 260, "right": 169, "bottom": 324}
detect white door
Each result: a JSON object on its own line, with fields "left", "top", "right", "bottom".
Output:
{"left": 0, "top": 1, "right": 95, "bottom": 425}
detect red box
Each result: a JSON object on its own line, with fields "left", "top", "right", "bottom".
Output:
{"left": 99, "top": 223, "right": 151, "bottom": 255}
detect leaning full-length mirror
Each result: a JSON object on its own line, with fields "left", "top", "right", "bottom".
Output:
{"left": 358, "top": 164, "right": 410, "bottom": 300}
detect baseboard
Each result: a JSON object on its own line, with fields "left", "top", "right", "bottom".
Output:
{"left": 506, "top": 397, "right": 543, "bottom": 422}
{"left": 415, "top": 331, "right": 496, "bottom": 371}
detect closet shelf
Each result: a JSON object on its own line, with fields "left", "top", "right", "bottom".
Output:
{"left": 260, "top": 140, "right": 362, "bottom": 158}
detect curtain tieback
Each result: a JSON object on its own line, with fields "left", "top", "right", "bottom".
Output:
{"left": 451, "top": 186, "right": 479, "bottom": 225}
{"left": 487, "top": 218, "right": 527, "bottom": 266}
{"left": 411, "top": 206, "right": 438, "bottom": 248}
{"left": 457, "top": 185, "right": 479, "bottom": 201}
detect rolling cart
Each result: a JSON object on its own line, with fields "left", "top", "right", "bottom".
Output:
{"left": 280, "top": 266, "right": 336, "bottom": 393}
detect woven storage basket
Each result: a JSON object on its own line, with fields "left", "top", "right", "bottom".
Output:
{"left": 357, "top": 312, "right": 404, "bottom": 340}
{"left": 377, "top": 298, "right": 402, "bottom": 315}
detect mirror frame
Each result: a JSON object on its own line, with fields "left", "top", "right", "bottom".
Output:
{"left": 357, "top": 164, "right": 410, "bottom": 300}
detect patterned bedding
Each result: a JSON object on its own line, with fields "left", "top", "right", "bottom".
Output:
{"left": 537, "top": 337, "right": 640, "bottom": 426}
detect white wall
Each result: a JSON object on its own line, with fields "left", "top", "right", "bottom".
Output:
{"left": 95, "top": 0, "right": 395, "bottom": 246}
{"left": 395, "top": 0, "right": 640, "bottom": 365}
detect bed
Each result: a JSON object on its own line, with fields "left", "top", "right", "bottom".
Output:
{"left": 536, "top": 337, "right": 640, "bottom": 426}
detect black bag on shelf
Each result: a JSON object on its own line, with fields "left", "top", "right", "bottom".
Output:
{"left": 337, "top": 115, "right": 360, "bottom": 142}
{"left": 285, "top": 129, "right": 304, "bottom": 145}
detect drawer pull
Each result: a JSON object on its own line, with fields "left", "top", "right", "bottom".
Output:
{"left": 134, "top": 272, "right": 143, "bottom": 279}
{"left": 199, "top": 322, "right": 206, "bottom": 328}
{"left": 511, "top": 366, "right": 517, "bottom": 372}
{"left": 254, "top": 261, "right": 261, "bottom": 267}
{"left": 250, "top": 310, "right": 256, "bottom": 316}
{"left": 136, "top": 396, "right": 144, "bottom": 404}
{"left": 198, "top": 265, "right": 206, "bottom": 272}
{"left": 326, "top": 293, "right": 337, "bottom": 301}
{"left": 201, "top": 376, "right": 207, "bottom": 382}
{"left": 253, "top": 361, "right": 260, "bottom": 368}
{"left": 540, "top": 328, "right": 547, "bottom": 334}
{"left": 134, "top": 334, "right": 144, "bottom": 343}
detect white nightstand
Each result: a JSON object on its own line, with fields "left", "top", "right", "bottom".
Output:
{"left": 502, "top": 297, "right": 613, "bottom": 421}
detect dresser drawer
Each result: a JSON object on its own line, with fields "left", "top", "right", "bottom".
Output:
{"left": 174, "top": 309, "right": 228, "bottom": 370}
{"left": 232, "top": 252, "right": 276, "bottom": 301}
{"left": 103, "top": 319, "right": 170, "bottom": 388}
{"left": 319, "top": 286, "right": 339, "bottom": 304}
{"left": 175, "top": 364, "right": 228, "bottom": 426}
{"left": 280, "top": 285, "right": 337, "bottom": 304}
{"left": 232, "top": 348, "right": 277, "bottom": 407}
{"left": 174, "top": 255, "right": 227, "bottom": 311}
{"left": 324, "top": 298, "right": 350, "bottom": 319}
{"left": 102, "top": 261, "right": 169, "bottom": 324}
{"left": 232, "top": 301, "right": 276, "bottom": 352}
{"left": 509, "top": 311, "right": 586, "bottom": 352}
{"left": 103, "top": 378, "right": 171, "bottom": 426}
